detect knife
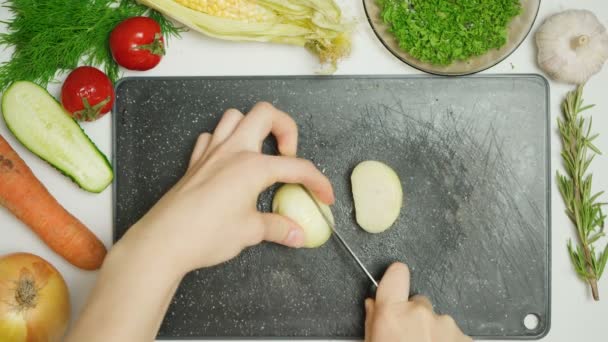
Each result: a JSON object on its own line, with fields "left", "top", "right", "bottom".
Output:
{"left": 304, "top": 188, "right": 379, "bottom": 289}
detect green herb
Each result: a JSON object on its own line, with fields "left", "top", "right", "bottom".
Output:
{"left": 378, "top": 0, "right": 521, "bottom": 65}
{"left": 557, "top": 86, "right": 607, "bottom": 301}
{"left": 0, "top": 0, "right": 183, "bottom": 91}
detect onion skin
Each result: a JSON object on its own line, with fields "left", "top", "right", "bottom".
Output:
{"left": 0, "top": 253, "right": 70, "bottom": 342}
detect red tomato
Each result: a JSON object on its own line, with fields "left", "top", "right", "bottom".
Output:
{"left": 61, "top": 66, "right": 114, "bottom": 122}
{"left": 110, "top": 17, "right": 165, "bottom": 71}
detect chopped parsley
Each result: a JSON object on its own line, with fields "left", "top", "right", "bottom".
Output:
{"left": 378, "top": 0, "right": 522, "bottom": 65}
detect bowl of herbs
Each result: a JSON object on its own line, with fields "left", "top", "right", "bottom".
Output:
{"left": 363, "top": 0, "right": 540, "bottom": 75}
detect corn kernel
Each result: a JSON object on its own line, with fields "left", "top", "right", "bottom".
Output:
{"left": 174, "top": 0, "right": 273, "bottom": 21}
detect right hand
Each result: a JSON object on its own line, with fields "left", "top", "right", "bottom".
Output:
{"left": 365, "top": 263, "right": 472, "bottom": 342}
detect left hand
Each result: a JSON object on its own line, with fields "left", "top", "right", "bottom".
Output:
{"left": 118, "top": 102, "right": 335, "bottom": 274}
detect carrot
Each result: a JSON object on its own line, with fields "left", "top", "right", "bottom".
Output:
{"left": 0, "top": 135, "right": 107, "bottom": 270}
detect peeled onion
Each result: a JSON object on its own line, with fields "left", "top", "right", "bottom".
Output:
{"left": 272, "top": 183, "right": 334, "bottom": 248}
{"left": 0, "top": 253, "right": 70, "bottom": 342}
{"left": 351, "top": 160, "right": 403, "bottom": 233}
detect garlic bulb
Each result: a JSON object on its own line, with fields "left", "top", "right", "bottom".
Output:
{"left": 536, "top": 10, "right": 608, "bottom": 84}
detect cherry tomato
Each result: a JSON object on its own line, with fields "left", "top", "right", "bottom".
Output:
{"left": 61, "top": 66, "right": 114, "bottom": 122}
{"left": 110, "top": 17, "right": 165, "bottom": 71}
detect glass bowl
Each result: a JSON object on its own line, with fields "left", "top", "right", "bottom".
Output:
{"left": 362, "top": 0, "right": 541, "bottom": 75}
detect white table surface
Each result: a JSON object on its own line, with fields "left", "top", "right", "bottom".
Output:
{"left": 1, "top": 1, "right": 607, "bottom": 341}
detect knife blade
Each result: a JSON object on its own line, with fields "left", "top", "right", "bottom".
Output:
{"left": 304, "top": 188, "right": 379, "bottom": 288}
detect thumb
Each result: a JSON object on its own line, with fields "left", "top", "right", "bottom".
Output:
{"left": 259, "top": 213, "right": 305, "bottom": 248}
{"left": 376, "top": 262, "right": 411, "bottom": 305}
{"left": 364, "top": 298, "right": 375, "bottom": 342}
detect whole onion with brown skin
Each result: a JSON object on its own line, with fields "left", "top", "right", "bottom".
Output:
{"left": 0, "top": 253, "right": 70, "bottom": 342}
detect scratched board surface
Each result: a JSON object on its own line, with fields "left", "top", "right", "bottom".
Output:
{"left": 113, "top": 76, "right": 550, "bottom": 339}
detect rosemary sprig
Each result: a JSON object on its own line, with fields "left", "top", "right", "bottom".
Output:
{"left": 0, "top": 0, "right": 183, "bottom": 91}
{"left": 557, "top": 85, "right": 608, "bottom": 301}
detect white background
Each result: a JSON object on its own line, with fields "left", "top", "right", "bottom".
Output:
{"left": 1, "top": 1, "right": 607, "bottom": 341}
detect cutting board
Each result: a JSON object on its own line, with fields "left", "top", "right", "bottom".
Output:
{"left": 113, "top": 75, "right": 550, "bottom": 339}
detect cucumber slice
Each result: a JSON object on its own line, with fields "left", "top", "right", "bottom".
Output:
{"left": 2, "top": 81, "right": 113, "bottom": 193}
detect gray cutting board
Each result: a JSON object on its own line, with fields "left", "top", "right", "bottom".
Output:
{"left": 113, "top": 75, "right": 550, "bottom": 339}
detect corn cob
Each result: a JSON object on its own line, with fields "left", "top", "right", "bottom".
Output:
{"left": 138, "top": 0, "right": 351, "bottom": 71}
{"left": 174, "top": 0, "right": 274, "bottom": 22}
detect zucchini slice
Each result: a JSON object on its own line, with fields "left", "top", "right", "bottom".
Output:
{"left": 2, "top": 81, "right": 113, "bottom": 193}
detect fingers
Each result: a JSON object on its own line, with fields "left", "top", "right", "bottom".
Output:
{"left": 364, "top": 298, "right": 375, "bottom": 342}
{"left": 436, "top": 314, "right": 471, "bottom": 342}
{"left": 233, "top": 102, "right": 298, "bottom": 156}
{"left": 260, "top": 155, "right": 335, "bottom": 204}
{"left": 411, "top": 295, "right": 433, "bottom": 311}
{"left": 376, "top": 262, "right": 411, "bottom": 306}
{"left": 188, "top": 133, "right": 212, "bottom": 169}
{"left": 210, "top": 108, "right": 244, "bottom": 147}
{"left": 258, "top": 213, "right": 305, "bottom": 248}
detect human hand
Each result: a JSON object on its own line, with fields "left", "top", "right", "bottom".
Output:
{"left": 120, "top": 102, "right": 335, "bottom": 273}
{"left": 365, "top": 263, "right": 472, "bottom": 342}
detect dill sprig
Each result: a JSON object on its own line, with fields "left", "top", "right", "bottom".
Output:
{"left": 0, "top": 0, "right": 183, "bottom": 91}
{"left": 557, "top": 85, "right": 608, "bottom": 301}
